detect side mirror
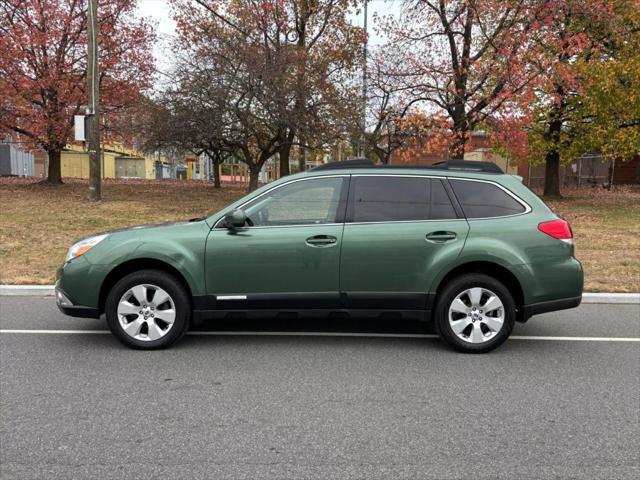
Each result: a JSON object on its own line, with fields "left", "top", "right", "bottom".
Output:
{"left": 225, "top": 209, "right": 247, "bottom": 228}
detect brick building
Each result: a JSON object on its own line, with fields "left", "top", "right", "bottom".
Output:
{"left": 389, "top": 130, "right": 639, "bottom": 186}
{"left": 389, "top": 131, "right": 518, "bottom": 174}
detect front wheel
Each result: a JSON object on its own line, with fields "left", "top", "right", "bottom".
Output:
{"left": 435, "top": 274, "right": 515, "bottom": 353}
{"left": 105, "top": 269, "right": 191, "bottom": 349}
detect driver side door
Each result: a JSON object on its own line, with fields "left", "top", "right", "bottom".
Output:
{"left": 204, "top": 175, "right": 348, "bottom": 310}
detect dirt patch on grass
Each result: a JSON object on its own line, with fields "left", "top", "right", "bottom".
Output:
{"left": 1, "top": 178, "right": 638, "bottom": 291}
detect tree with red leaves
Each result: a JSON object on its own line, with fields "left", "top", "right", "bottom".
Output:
{"left": 524, "top": 0, "right": 635, "bottom": 197}
{"left": 490, "top": 0, "right": 636, "bottom": 197}
{"left": 0, "top": 0, "right": 155, "bottom": 184}
{"left": 379, "top": 0, "right": 541, "bottom": 159}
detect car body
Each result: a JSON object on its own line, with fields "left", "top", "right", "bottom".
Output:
{"left": 56, "top": 160, "right": 583, "bottom": 352}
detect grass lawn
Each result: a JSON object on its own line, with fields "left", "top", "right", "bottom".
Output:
{"left": 544, "top": 185, "right": 640, "bottom": 293}
{"left": 1, "top": 178, "right": 639, "bottom": 292}
{"left": 0, "top": 178, "right": 245, "bottom": 285}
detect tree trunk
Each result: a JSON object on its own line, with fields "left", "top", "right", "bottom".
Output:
{"left": 373, "top": 147, "right": 386, "bottom": 164}
{"left": 372, "top": 144, "right": 392, "bottom": 165}
{"left": 543, "top": 150, "right": 561, "bottom": 197}
{"left": 45, "top": 149, "right": 63, "bottom": 184}
{"left": 298, "top": 136, "right": 306, "bottom": 171}
{"left": 543, "top": 119, "right": 563, "bottom": 197}
{"left": 449, "top": 125, "right": 467, "bottom": 160}
{"left": 212, "top": 161, "right": 221, "bottom": 188}
{"left": 279, "top": 140, "right": 291, "bottom": 178}
{"left": 248, "top": 164, "right": 260, "bottom": 192}
{"left": 299, "top": 149, "right": 306, "bottom": 171}
{"left": 449, "top": 100, "right": 468, "bottom": 160}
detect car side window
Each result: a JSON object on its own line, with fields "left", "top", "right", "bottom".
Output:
{"left": 430, "top": 179, "right": 458, "bottom": 220}
{"left": 348, "top": 176, "right": 457, "bottom": 222}
{"left": 243, "top": 177, "right": 345, "bottom": 227}
{"left": 449, "top": 179, "right": 526, "bottom": 218}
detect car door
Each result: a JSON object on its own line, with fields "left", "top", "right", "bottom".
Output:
{"left": 339, "top": 174, "right": 469, "bottom": 310}
{"left": 205, "top": 175, "right": 348, "bottom": 310}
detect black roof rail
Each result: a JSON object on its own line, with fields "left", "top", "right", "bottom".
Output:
{"left": 311, "top": 158, "right": 503, "bottom": 174}
{"left": 311, "top": 158, "right": 374, "bottom": 171}
{"left": 433, "top": 159, "right": 504, "bottom": 174}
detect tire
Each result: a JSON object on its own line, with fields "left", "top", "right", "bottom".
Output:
{"left": 105, "top": 269, "right": 191, "bottom": 349}
{"left": 435, "top": 274, "right": 515, "bottom": 353}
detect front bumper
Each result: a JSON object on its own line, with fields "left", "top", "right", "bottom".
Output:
{"left": 55, "top": 256, "right": 108, "bottom": 318}
{"left": 55, "top": 286, "right": 101, "bottom": 319}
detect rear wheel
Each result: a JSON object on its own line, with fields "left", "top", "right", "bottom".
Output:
{"left": 105, "top": 270, "right": 190, "bottom": 349}
{"left": 435, "top": 274, "right": 515, "bottom": 353}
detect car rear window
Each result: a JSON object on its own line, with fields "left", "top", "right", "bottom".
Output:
{"left": 348, "top": 176, "right": 457, "bottom": 222}
{"left": 449, "top": 179, "right": 526, "bottom": 218}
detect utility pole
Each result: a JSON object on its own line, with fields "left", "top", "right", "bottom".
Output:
{"left": 87, "top": 0, "right": 101, "bottom": 201}
{"left": 359, "top": 0, "right": 368, "bottom": 158}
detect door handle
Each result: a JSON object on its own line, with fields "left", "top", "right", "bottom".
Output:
{"left": 426, "top": 231, "right": 457, "bottom": 242}
{"left": 305, "top": 235, "right": 338, "bottom": 247}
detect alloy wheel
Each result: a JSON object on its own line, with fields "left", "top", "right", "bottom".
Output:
{"left": 448, "top": 287, "right": 505, "bottom": 344}
{"left": 117, "top": 284, "right": 176, "bottom": 341}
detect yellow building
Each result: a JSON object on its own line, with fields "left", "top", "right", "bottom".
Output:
{"left": 60, "top": 143, "right": 167, "bottom": 179}
{"left": 463, "top": 148, "right": 518, "bottom": 175}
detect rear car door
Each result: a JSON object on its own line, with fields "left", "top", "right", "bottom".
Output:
{"left": 205, "top": 175, "right": 348, "bottom": 310}
{"left": 339, "top": 175, "right": 469, "bottom": 311}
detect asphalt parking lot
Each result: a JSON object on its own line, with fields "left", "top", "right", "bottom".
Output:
{"left": 1, "top": 297, "right": 638, "bottom": 479}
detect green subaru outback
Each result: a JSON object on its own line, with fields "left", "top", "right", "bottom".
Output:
{"left": 56, "top": 159, "right": 583, "bottom": 353}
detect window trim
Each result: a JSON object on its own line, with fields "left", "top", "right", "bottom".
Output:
{"left": 447, "top": 177, "right": 532, "bottom": 220}
{"left": 212, "top": 173, "right": 532, "bottom": 229}
{"left": 212, "top": 174, "right": 349, "bottom": 229}
{"left": 345, "top": 174, "right": 463, "bottom": 225}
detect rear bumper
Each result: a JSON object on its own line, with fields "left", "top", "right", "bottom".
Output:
{"left": 521, "top": 295, "right": 582, "bottom": 322}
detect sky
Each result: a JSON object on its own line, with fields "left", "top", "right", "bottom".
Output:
{"left": 136, "top": 0, "right": 178, "bottom": 78}
{"left": 136, "top": 0, "right": 400, "bottom": 79}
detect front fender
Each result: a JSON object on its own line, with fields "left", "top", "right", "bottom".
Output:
{"left": 85, "top": 221, "right": 210, "bottom": 302}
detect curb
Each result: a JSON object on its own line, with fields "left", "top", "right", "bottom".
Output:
{"left": 581, "top": 293, "right": 640, "bottom": 304}
{"left": 1, "top": 285, "right": 639, "bottom": 304}
{"left": 1, "top": 285, "right": 55, "bottom": 296}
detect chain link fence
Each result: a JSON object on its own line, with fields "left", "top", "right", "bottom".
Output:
{"left": 524, "top": 154, "right": 618, "bottom": 189}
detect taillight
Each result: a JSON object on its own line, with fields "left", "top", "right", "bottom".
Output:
{"left": 538, "top": 219, "right": 573, "bottom": 242}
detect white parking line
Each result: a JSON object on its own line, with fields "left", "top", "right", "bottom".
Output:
{"left": 0, "top": 329, "right": 639, "bottom": 342}
{"left": 510, "top": 335, "right": 640, "bottom": 342}
{"left": 0, "top": 329, "right": 110, "bottom": 334}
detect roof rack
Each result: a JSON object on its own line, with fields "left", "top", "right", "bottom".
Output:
{"left": 312, "top": 158, "right": 374, "bottom": 170}
{"left": 432, "top": 159, "right": 504, "bottom": 174}
{"left": 311, "top": 158, "right": 504, "bottom": 174}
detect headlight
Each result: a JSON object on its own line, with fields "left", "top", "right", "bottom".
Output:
{"left": 65, "top": 234, "right": 108, "bottom": 262}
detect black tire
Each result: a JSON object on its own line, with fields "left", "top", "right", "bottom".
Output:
{"left": 105, "top": 269, "right": 191, "bottom": 349}
{"left": 435, "top": 274, "right": 515, "bottom": 353}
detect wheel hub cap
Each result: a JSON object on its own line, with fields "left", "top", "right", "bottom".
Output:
{"left": 448, "top": 287, "right": 505, "bottom": 344}
{"left": 117, "top": 284, "right": 176, "bottom": 342}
